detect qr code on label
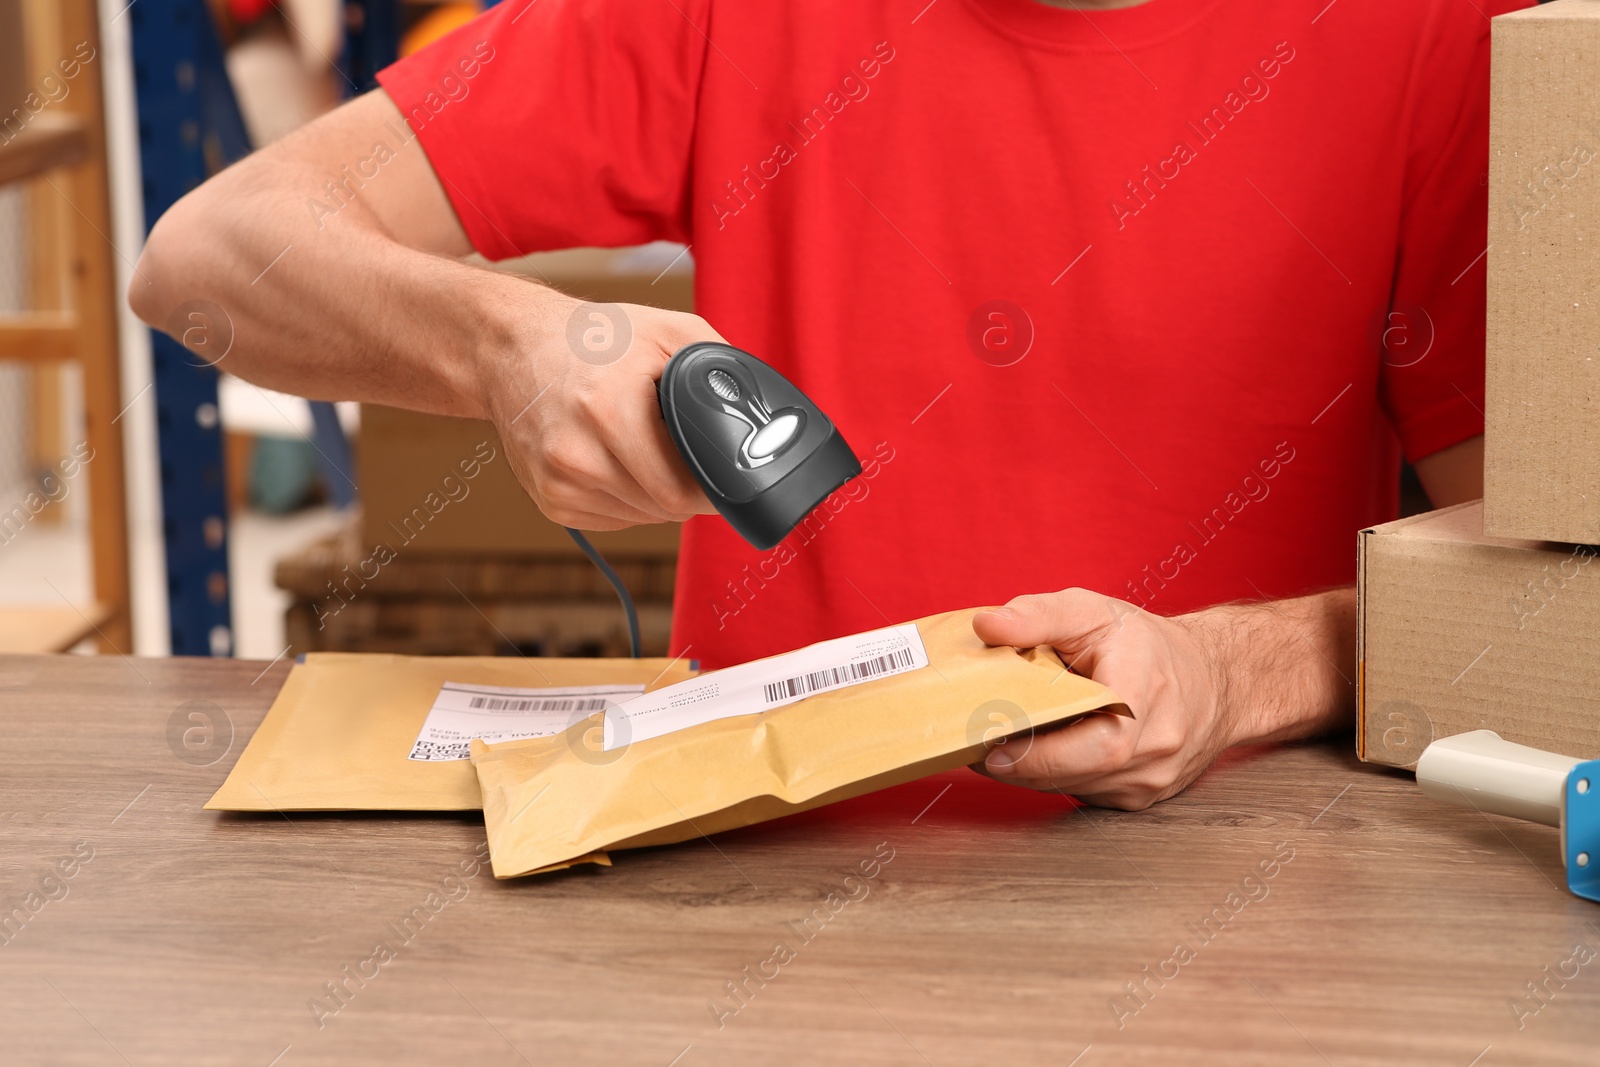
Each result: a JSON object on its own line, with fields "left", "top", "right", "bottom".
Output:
{"left": 408, "top": 739, "right": 469, "bottom": 762}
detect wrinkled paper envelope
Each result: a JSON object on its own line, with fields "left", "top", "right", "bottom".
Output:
{"left": 207, "top": 653, "right": 694, "bottom": 812}
{"left": 471, "top": 608, "right": 1126, "bottom": 877}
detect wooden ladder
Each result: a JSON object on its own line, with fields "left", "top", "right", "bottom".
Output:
{"left": 0, "top": 0, "right": 131, "bottom": 653}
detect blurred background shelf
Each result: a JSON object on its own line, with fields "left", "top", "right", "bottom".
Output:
{"left": 1, "top": 0, "right": 691, "bottom": 660}
{"left": 0, "top": 0, "right": 131, "bottom": 655}
{"left": 275, "top": 513, "right": 676, "bottom": 657}
{"left": 0, "top": 114, "right": 90, "bottom": 187}
{"left": 0, "top": 602, "right": 109, "bottom": 654}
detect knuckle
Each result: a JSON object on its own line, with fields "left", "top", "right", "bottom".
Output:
{"left": 662, "top": 484, "right": 704, "bottom": 517}
{"left": 1083, "top": 780, "right": 1158, "bottom": 811}
{"left": 1127, "top": 763, "right": 1186, "bottom": 805}
{"left": 651, "top": 478, "right": 691, "bottom": 511}
{"left": 1011, "top": 592, "right": 1054, "bottom": 617}
{"left": 1111, "top": 790, "right": 1157, "bottom": 812}
{"left": 1055, "top": 586, "right": 1100, "bottom": 607}
{"left": 1111, "top": 728, "right": 1141, "bottom": 765}
{"left": 542, "top": 443, "right": 590, "bottom": 480}
{"left": 538, "top": 482, "right": 589, "bottom": 524}
{"left": 571, "top": 383, "right": 609, "bottom": 420}
{"left": 1089, "top": 748, "right": 1123, "bottom": 778}
{"left": 1087, "top": 725, "right": 1136, "bottom": 775}
{"left": 542, "top": 454, "right": 577, "bottom": 482}
{"left": 540, "top": 500, "right": 582, "bottom": 527}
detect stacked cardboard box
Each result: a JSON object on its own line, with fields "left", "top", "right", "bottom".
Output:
{"left": 1483, "top": 0, "right": 1600, "bottom": 544}
{"left": 274, "top": 517, "right": 676, "bottom": 657}
{"left": 1358, "top": 502, "right": 1600, "bottom": 765}
{"left": 359, "top": 403, "right": 680, "bottom": 558}
{"left": 324, "top": 247, "right": 688, "bottom": 656}
{"left": 1359, "top": 1, "right": 1600, "bottom": 768}
{"left": 0, "top": 3, "right": 24, "bottom": 123}
{"left": 359, "top": 246, "right": 691, "bottom": 558}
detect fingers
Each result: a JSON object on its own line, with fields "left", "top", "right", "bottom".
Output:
{"left": 610, "top": 312, "right": 723, "bottom": 519}
{"left": 972, "top": 588, "right": 1137, "bottom": 671}
{"left": 1072, "top": 786, "right": 1170, "bottom": 812}
{"left": 601, "top": 376, "right": 716, "bottom": 521}
{"left": 977, "top": 710, "right": 1188, "bottom": 811}
{"left": 531, "top": 427, "right": 677, "bottom": 525}
{"left": 538, "top": 504, "right": 659, "bottom": 533}
{"left": 534, "top": 474, "right": 666, "bottom": 529}
{"left": 510, "top": 445, "right": 669, "bottom": 529}
{"left": 508, "top": 303, "right": 728, "bottom": 527}
{"left": 982, "top": 709, "right": 1140, "bottom": 787}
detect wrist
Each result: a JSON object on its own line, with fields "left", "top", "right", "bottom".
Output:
{"left": 467, "top": 273, "right": 575, "bottom": 424}
{"left": 1174, "top": 604, "right": 1247, "bottom": 748}
{"left": 1177, "top": 589, "right": 1358, "bottom": 749}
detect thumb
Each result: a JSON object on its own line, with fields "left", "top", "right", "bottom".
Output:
{"left": 972, "top": 589, "right": 1128, "bottom": 668}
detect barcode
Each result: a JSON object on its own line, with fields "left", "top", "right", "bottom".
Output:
{"left": 466, "top": 696, "right": 609, "bottom": 713}
{"left": 408, "top": 739, "right": 468, "bottom": 762}
{"left": 762, "top": 647, "right": 916, "bottom": 704}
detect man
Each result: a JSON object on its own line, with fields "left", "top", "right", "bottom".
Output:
{"left": 130, "top": 0, "right": 1519, "bottom": 809}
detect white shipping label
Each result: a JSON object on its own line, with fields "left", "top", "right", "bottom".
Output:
{"left": 408, "top": 682, "right": 646, "bottom": 761}
{"left": 603, "top": 624, "right": 928, "bottom": 751}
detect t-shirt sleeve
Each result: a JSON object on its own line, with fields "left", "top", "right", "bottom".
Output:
{"left": 375, "top": 0, "right": 710, "bottom": 260}
{"left": 1378, "top": 0, "right": 1531, "bottom": 462}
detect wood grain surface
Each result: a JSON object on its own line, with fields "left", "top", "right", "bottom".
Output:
{"left": 2, "top": 653, "right": 1598, "bottom": 1066}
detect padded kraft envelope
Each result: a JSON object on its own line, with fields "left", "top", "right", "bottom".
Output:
{"left": 207, "top": 653, "right": 694, "bottom": 812}
{"left": 471, "top": 608, "right": 1126, "bottom": 878}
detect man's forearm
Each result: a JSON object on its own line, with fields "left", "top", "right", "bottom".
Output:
{"left": 1182, "top": 587, "right": 1359, "bottom": 747}
{"left": 126, "top": 89, "right": 584, "bottom": 422}
{"left": 131, "top": 162, "right": 539, "bottom": 419}
{"left": 129, "top": 92, "right": 724, "bottom": 530}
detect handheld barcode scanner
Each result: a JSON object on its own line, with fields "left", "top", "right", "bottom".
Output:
{"left": 657, "top": 342, "right": 862, "bottom": 551}
{"left": 1416, "top": 731, "right": 1600, "bottom": 903}
{"left": 565, "top": 341, "right": 861, "bottom": 658}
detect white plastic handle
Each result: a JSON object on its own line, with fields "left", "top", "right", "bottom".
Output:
{"left": 1415, "top": 730, "right": 1580, "bottom": 828}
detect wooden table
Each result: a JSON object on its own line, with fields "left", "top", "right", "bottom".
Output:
{"left": 3, "top": 654, "right": 1598, "bottom": 1066}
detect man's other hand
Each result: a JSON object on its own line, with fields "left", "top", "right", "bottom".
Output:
{"left": 970, "top": 585, "right": 1356, "bottom": 809}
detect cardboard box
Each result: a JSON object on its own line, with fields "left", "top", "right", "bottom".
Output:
{"left": 359, "top": 404, "right": 680, "bottom": 557}
{"left": 1483, "top": 1, "right": 1600, "bottom": 545}
{"left": 1358, "top": 500, "right": 1600, "bottom": 769}
{"left": 498, "top": 245, "right": 695, "bottom": 312}
{"left": 1, "top": 2, "right": 27, "bottom": 124}
{"left": 358, "top": 245, "right": 692, "bottom": 557}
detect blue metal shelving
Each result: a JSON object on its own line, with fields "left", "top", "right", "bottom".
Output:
{"left": 128, "top": 1, "right": 248, "bottom": 656}
{"left": 129, "top": 1, "right": 393, "bottom": 655}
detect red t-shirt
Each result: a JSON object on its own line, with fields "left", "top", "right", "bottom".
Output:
{"left": 379, "top": 0, "right": 1523, "bottom": 668}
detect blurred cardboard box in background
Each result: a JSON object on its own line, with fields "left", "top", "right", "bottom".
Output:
{"left": 1, "top": 2, "right": 27, "bottom": 119}
{"left": 358, "top": 245, "right": 691, "bottom": 557}
{"left": 359, "top": 404, "right": 679, "bottom": 557}
{"left": 1358, "top": 501, "right": 1600, "bottom": 769}
{"left": 1484, "top": 1, "right": 1600, "bottom": 545}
